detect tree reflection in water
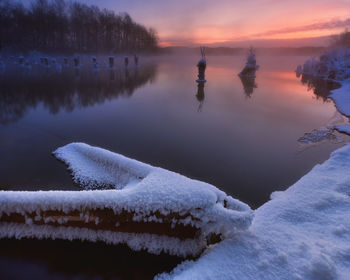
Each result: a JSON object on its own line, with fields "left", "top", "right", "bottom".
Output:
{"left": 299, "top": 74, "right": 341, "bottom": 102}
{"left": 239, "top": 75, "right": 257, "bottom": 98}
{"left": 196, "top": 81, "right": 205, "bottom": 112}
{"left": 297, "top": 73, "right": 346, "bottom": 148}
{"left": 0, "top": 63, "right": 157, "bottom": 125}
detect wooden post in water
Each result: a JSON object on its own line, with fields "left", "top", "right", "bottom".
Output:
{"left": 73, "top": 55, "right": 80, "bottom": 76}
{"left": 109, "top": 56, "right": 114, "bottom": 69}
{"left": 18, "top": 56, "right": 24, "bottom": 66}
{"left": 0, "top": 57, "right": 5, "bottom": 74}
{"left": 63, "top": 57, "right": 69, "bottom": 68}
{"left": 134, "top": 55, "right": 139, "bottom": 66}
{"left": 196, "top": 46, "right": 206, "bottom": 82}
{"left": 44, "top": 57, "right": 49, "bottom": 68}
{"left": 92, "top": 56, "right": 98, "bottom": 72}
{"left": 124, "top": 56, "right": 129, "bottom": 68}
{"left": 74, "top": 56, "right": 80, "bottom": 68}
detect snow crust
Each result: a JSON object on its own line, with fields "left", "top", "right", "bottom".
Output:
{"left": 0, "top": 222, "right": 205, "bottom": 257}
{"left": 298, "top": 126, "right": 337, "bottom": 144}
{"left": 298, "top": 48, "right": 350, "bottom": 81}
{"left": 239, "top": 48, "right": 259, "bottom": 77}
{"left": 54, "top": 143, "right": 151, "bottom": 190}
{"left": 0, "top": 143, "right": 253, "bottom": 256}
{"left": 336, "top": 124, "right": 350, "bottom": 135}
{"left": 157, "top": 144, "right": 350, "bottom": 279}
{"left": 331, "top": 81, "right": 350, "bottom": 117}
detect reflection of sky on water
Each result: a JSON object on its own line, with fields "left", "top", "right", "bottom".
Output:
{"left": 0, "top": 238, "right": 182, "bottom": 280}
{"left": 0, "top": 55, "right": 348, "bottom": 208}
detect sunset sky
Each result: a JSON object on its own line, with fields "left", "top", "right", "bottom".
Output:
{"left": 26, "top": 0, "right": 350, "bottom": 47}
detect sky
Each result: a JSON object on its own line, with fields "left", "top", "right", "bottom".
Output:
{"left": 23, "top": 0, "right": 350, "bottom": 47}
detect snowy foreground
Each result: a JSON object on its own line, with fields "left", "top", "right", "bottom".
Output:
{"left": 1, "top": 142, "right": 350, "bottom": 279}
{"left": 158, "top": 144, "right": 350, "bottom": 280}
{"left": 0, "top": 143, "right": 253, "bottom": 257}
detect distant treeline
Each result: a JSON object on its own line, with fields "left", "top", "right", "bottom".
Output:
{"left": 0, "top": 0, "right": 158, "bottom": 53}
{"left": 333, "top": 29, "right": 350, "bottom": 48}
{"left": 160, "top": 46, "right": 326, "bottom": 56}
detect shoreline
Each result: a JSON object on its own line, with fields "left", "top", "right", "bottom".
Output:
{"left": 158, "top": 52, "right": 350, "bottom": 279}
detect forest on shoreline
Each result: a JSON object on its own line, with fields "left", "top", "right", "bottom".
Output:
{"left": 0, "top": 0, "right": 158, "bottom": 54}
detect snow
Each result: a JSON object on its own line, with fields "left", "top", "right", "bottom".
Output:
{"left": 4, "top": 141, "right": 350, "bottom": 277}
{"left": 336, "top": 124, "right": 350, "bottom": 135}
{"left": 0, "top": 222, "right": 205, "bottom": 257}
{"left": 239, "top": 48, "right": 259, "bottom": 77}
{"left": 298, "top": 48, "right": 350, "bottom": 81}
{"left": 157, "top": 143, "right": 350, "bottom": 279}
{"left": 298, "top": 126, "right": 337, "bottom": 144}
{"left": 54, "top": 143, "right": 151, "bottom": 190}
{"left": 156, "top": 50, "right": 350, "bottom": 278}
{"left": 331, "top": 81, "right": 350, "bottom": 117}
{"left": 296, "top": 47, "right": 350, "bottom": 119}
{"left": 0, "top": 143, "right": 253, "bottom": 257}
{"left": 0, "top": 53, "right": 142, "bottom": 76}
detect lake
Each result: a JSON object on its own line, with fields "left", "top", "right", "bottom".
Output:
{"left": 1, "top": 54, "right": 347, "bottom": 206}
{"left": 0, "top": 54, "right": 348, "bottom": 279}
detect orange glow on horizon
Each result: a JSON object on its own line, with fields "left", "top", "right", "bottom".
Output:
{"left": 101, "top": 0, "right": 350, "bottom": 47}
{"left": 152, "top": 3, "right": 350, "bottom": 47}
{"left": 159, "top": 26, "right": 345, "bottom": 47}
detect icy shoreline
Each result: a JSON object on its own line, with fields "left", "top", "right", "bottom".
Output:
{"left": 332, "top": 79, "right": 350, "bottom": 118}
{"left": 330, "top": 78, "right": 350, "bottom": 134}
{"left": 158, "top": 143, "right": 350, "bottom": 280}
{"left": 296, "top": 47, "right": 350, "bottom": 125}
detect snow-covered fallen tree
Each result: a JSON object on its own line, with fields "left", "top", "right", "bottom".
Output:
{"left": 0, "top": 143, "right": 253, "bottom": 257}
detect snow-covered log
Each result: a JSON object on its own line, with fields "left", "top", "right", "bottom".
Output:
{"left": 0, "top": 143, "right": 253, "bottom": 257}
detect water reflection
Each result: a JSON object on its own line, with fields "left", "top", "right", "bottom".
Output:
{"left": 1, "top": 55, "right": 348, "bottom": 279}
{"left": 0, "top": 64, "right": 157, "bottom": 125}
{"left": 0, "top": 239, "right": 182, "bottom": 280}
{"left": 1, "top": 55, "right": 346, "bottom": 208}
{"left": 239, "top": 75, "right": 257, "bottom": 98}
{"left": 299, "top": 74, "right": 340, "bottom": 102}
{"left": 196, "top": 82, "right": 205, "bottom": 112}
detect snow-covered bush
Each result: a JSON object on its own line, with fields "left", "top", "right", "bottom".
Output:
{"left": 297, "top": 47, "right": 350, "bottom": 81}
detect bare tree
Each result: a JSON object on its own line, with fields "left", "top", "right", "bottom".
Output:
{"left": 0, "top": 0, "right": 158, "bottom": 53}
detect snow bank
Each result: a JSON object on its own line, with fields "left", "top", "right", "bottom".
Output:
{"left": 157, "top": 144, "right": 350, "bottom": 279}
{"left": 298, "top": 47, "right": 350, "bottom": 121}
{"left": 331, "top": 81, "right": 350, "bottom": 117}
{"left": 336, "top": 124, "right": 350, "bottom": 135}
{"left": 298, "top": 48, "right": 350, "bottom": 81}
{"left": 0, "top": 143, "right": 253, "bottom": 257}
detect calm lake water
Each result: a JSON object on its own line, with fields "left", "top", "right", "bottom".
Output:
{"left": 0, "top": 54, "right": 349, "bottom": 279}
{"left": 0, "top": 54, "right": 348, "bottom": 206}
